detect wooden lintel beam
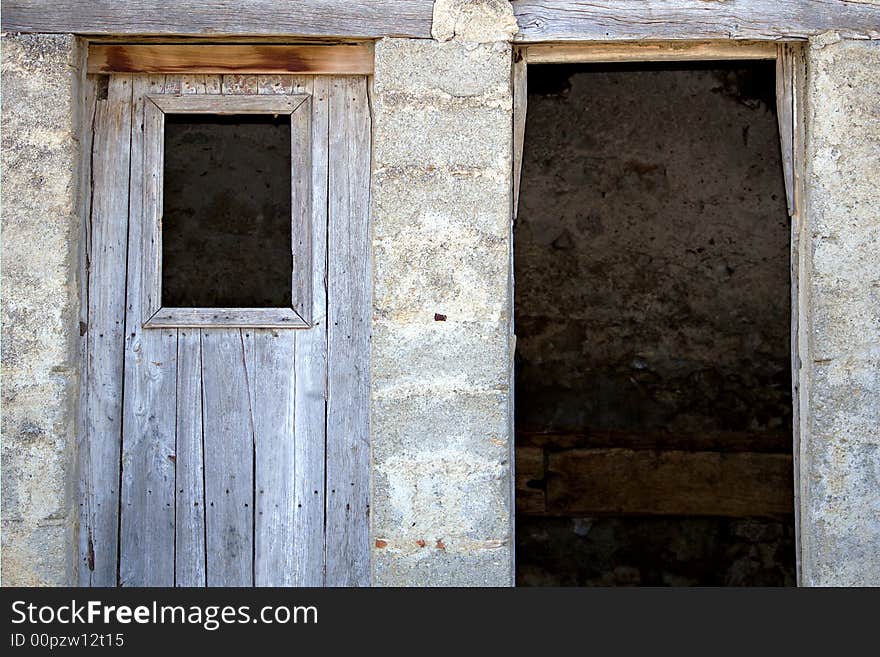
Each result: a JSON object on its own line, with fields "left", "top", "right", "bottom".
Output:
{"left": 2, "top": 1, "right": 434, "bottom": 38}
{"left": 526, "top": 40, "right": 778, "bottom": 64}
{"left": 4, "top": 1, "right": 880, "bottom": 41}
{"left": 87, "top": 44, "right": 373, "bottom": 75}
{"left": 512, "top": 1, "right": 880, "bottom": 42}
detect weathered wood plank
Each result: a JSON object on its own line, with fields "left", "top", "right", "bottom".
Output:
{"left": 544, "top": 448, "right": 794, "bottom": 518}
{"left": 2, "top": 0, "right": 434, "bottom": 37}
{"left": 517, "top": 429, "right": 792, "bottom": 453}
{"left": 512, "top": 48, "right": 527, "bottom": 222}
{"left": 119, "top": 74, "right": 178, "bottom": 587}
{"left": 785, "top": 43, "right": 808, "bottom": 583}
{"left": 526, "top": 40, "right": 778, "bottom": 63}
{"left": 88, "top": 44, "right": 374, "bottom": 75}
{"left": 292, "top": 75, "right": 330, "bottom": 587}
{"left": 201, "top": 329, "right": 255, "bottom": 586}
{"left": 140, "top": 87, "right": 163, "bottom": 324}
{"left": 512, "top": 1, "right": 880, "bottom": 42}
{"left": 145, "top": 307, "right": 308, "bottom": 329}
{"left": 290, "top": 95, "right": 314, "bottom": 325}
{"left": 251, "top": 73, "right": 301, "bottom": 587}
{"left": 175, "top": 329, "right": 206, "bottom": 586}
{"left": 776, "top": 45, "right": 795, "bottom": 216}
{"left": 75, "top": 69, "right": 98, "bottom": 587}
{"left": 198, "top": 75, "right": 260, "bottom": 587}
{"left": 325, "top": 76, "right": 371, "bottom": 587}
{"left": 7, "top": 1, "right": 879, "bottom": 40}
{"left": 253, "top": 331, "right": 297, "bottom": 586}
{"left": 172, "top": 73, "right": 207, "bottom": 588}
{"left": 82, "top": 75, "right": 132, "bottom": 587}
{"left": 148, "top": 93, "right": 307, "bottom": 115}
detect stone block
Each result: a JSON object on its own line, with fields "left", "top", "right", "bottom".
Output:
{"left": 371, "top": 319, "right": 511, "bottom": 396}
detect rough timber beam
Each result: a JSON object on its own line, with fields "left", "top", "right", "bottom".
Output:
{"left": 3, "top": 1, "right": 879, "bottom": 42}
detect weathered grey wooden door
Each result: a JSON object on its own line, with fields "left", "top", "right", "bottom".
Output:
{"left": 79, "top": 73, "right": 370, "bottom": 586}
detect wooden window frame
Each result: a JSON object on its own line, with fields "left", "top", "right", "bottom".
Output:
{"left": 141, "top": 92, "right": 313, "bottom": 329}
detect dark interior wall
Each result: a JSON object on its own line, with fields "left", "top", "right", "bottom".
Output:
{"left": 515, "top": 62, "right": 795, "bottom": 586}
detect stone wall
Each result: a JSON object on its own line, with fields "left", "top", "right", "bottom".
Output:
{"left": 369, "top": 1, "right": 518, "bottom": 585}
{"left": 1, "top": 33, "right": 85, "bottom": 586}
{"left": 800, "top": 36, "right": 880, "bottom": 586}
{"left": 516, "top": 62, "right": 791, "bottom": 436}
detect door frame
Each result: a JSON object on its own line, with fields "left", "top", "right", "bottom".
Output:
{"left": 511, "top": 40, "right": 808, "bottom": 584}
{"left": 76, "top": 44, "right": 374, "bottom": 586}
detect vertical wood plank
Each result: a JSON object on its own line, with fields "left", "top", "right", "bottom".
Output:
{"left": 790, "top": 45, "right": 808, "bottom": 586}
{"left": 119, "top": 74, "right": 177, "bottom": 587}
{"left": 199, "top": 75, "right": 257, "bottom": 587}
{"left": 175, "top": 329, "right": 205, "bottom": 586}
{"left": 250, "top": 74, "right": 301, "bottom": 586}
{"left": 173, "top": 74, "right": 208, "bottom": 587}
{"left": 292, "top": 75, "right": 329, "bottom": 586}
{"left": 76, "top": 71, "right": 98, "bottom": 587}
{"left": 83, "top": 74, "right": 132, "bottom": 587}
{"left": 291, "top": 93, "right": 313, "bottom": 324}
{"left": 253, "top": 330, "right": 297, "bottom": 585}
{"left": 325, "top": 75, "right": 371, "bottom": 586}
{"left": 201, "top": 329, "right": 255, "bottom": 586}
{"left": 512, "top": 48, "right": 527, "bottom": 221}
{"left": 776, "top": 45, "right": 795, "bottom": 217}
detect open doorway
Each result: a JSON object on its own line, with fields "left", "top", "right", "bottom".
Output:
{"left": 514, "top": 60, "right": 796, "bottom": 586}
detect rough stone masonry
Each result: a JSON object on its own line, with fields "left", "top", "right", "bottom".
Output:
{"left": 800, "top": 35, "right": 880, "bottom": 586}
{"left": 1, "top": 33, "right": 85, "bottom": 586}
{"left": 369, "top": 0, "right": 518, "bottom": 585}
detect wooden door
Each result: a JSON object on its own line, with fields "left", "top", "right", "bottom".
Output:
{"left": 79, "top": 73, "right": 371, "bottom": 586}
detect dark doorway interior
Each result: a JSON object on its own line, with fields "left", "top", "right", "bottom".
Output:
{"left": 515, "top": 62, "right": 795, "bottom": 586}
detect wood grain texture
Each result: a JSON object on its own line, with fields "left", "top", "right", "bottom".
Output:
{"left": 140, "top": 92, "right": 163, "bottom": 323}
{"left": 325, "top": 76, "right": 371, "bottom": 587}
{"left": 779, "top": 43, "right": 808, "bottom": 583}
{"left": 86, "top": 70, "right": 370, "bottom": 587}
{"left": 172, "top": 74, "right": 208, "bottom": 588}
{"left": 517, "top": 429, "right": 792, "bottom": 453}
{"left": 292, "top": 75, "right": 330, "bottom": 587}
{"left": 253, "top": 331, "right": 297, "bottom": 586}
{"left": 526, "top": 40, "right": 778, "bottom": 63}
{"left": 290, "top": 95, "right": 314, "bottom": 325}
{"left": 88, "top": 44, "right": 373, "bottom": 75}
{"left": 201, "top": 329, "right": 255, "bottom": 586}
{"left": 82, "top": 76, "right": 132, "bottom": 587}
{"left": 76, "top": 71, "right": 98, "bottom": 587}
{"left": 175, "top": 329, "right": 206, "bottom": 586}
{"left": 145, "top": 307, "right": 309, "bottom": 329}
{"left": 7, "top": 1, "right": 878, "bottom": 40}
{"left": 119, "top": 74, "right": 178, "bottom": 587}
{"left": 2, "top": 0, "right": 433, "bottom": 37}
{"left": 512, "top": 49, "right": 527, "bottom": 222}
{"left": 544, "top": 449, "right": 794, "bottom": 517}
{"left": 148, "top": 93, "right": 307, "bottom": 115}
{"left": 512, "top": 1, "right": 880, "bottom": 42}
{"left": 776, "top": 46, "right": 795, "bottom": 216}
{"left": 251, "top": 74, "right": 302, "bottom": 587}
